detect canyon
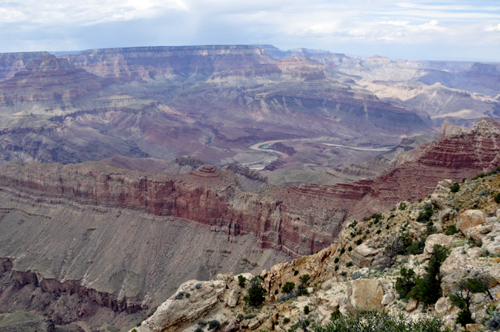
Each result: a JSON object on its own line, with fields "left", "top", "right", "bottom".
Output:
{"left": 0, "top": 118, "right": 499, "bottom": 330}
{"left": 0, "top": 44, "right": 499, "bottom": 330}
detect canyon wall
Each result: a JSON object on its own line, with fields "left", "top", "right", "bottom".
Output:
{"left": 0, "top": 119, "right": 499, "bottom": 259}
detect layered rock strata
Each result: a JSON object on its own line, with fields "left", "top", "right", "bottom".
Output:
{"left": 0, "top": 120, "right": 499, "bottom": 259}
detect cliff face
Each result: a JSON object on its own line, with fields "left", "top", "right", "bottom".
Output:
{"left": 1, "top": 120, "right": 499, "bottom": 259}
{"left": 64, "top": 46, "right": 273, "bottom": 80}
{"left": 0, "top": 51, "right": 49, "bottom": 81}
{"left": 0, "top": 54, "right": 103, "bottom": 103}
{"left": 0, "top": 162, "right": 336, "bottom": 257}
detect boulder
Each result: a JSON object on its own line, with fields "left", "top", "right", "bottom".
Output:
{"left": 137, "top": 278, "right": 227, "bottom": 332}
{"left": 464, "top": 224, "right": 492, "bottom": 241}
{"left": 348, "top": 279, "right": 384, "bottom": 311}
{"left": 440, "top": 208, "right": 458, "bottom": 223}
{"left": 224, "top": 320, "right": 240, "bottom": 332}
{"left": 406, "top": 299, "right": 418, "bottom": 312}
{"left": 456, "top": 210, "right": 487, "bottom": 234}
{"left": 440, "top": 249, "right": 468, "bottom": 278}
{"left": 350, "top": 244, "right": 382, "bottom": 268}
{"left": 466, "top": 324, "right": 485, "bottom": 331}
{"left": 424, "top": 234, "right": 453, "bottom": 258}
{"left": 321, "top": 279, "right": 333, "bottom": 291}
{"left": 224, "top": 287, "right": 240, "bottom": 308}
{"left": 435, "top": 297, "right": 455, "bottom": 316}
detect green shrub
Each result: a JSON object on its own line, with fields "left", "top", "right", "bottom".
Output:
{"left": 283, "top": 317, "right": 290, "bottom": 324}
{"left": 282, "top": 282, "right": 295, "bottom": 294}
{"left": 299, "top": 274, "right": 311, "bottom": 285}
{"left": 330, "top": 309, "right": 341, "bottom": 321}
{"left": 486, "top": 310, "right": 500, "bottom": 330}
{"left": 410, "top": 245, "right": 450, "bottom": 307}
{"left": 198, "top": 321, "right": 207, "bottom": 327}
{"left": 495, "top": 193, "right": 500, "bottom": 204}
{"left": 445, "top": 225, "right": 459, "bottom": 235}
{"left": 195, "top": 328, "right": 204, "bottom": 332}
{"left": 348, "top": 246, "right": 352, "bottom": 251}
{"left": 245, "top": 314, "right": 256, "bottom": 320}
{"left": 274, "top": 289, "right": 278, "bottom": 295}
{"left": 355, "top": 239, "right": 363, "bottom": 245}
{"left": 395, "top": 268, "right": 417, "bottom": 299}
{"left": 294, "top": 270, "right": 299, "bottom": 276}
{"left": 345, "top": 262, "right": 353, "bottom": 267}
{"left": 304, "top": 305, "right": 310, "bottom": 314}
{"left": 238, "top": 275, "right": 247, "bottom": 288}
{"left": 334, "top": 257, "right": 339, "bottom": 263}
{"left": 417, "top": 205, "right": 434, "bottom": 223}
{"left": 450, "top": 182, "right": 460, "bottom": 193}
{"left": 132, "top": 329, "right": 137, "bottom": 332}
{"left": 236, "top": 314, "right": 243, "bottom": 320}
{"left": 399, "top": 202, "right": 407, "bottom": 210}
{"left": 450, "top": 278, "right": 489, "bottom": 327}
{"left": 243, "top": 276, "right": 267, "bottom": 306}
{"left": 340, "top": 248, "right": 345, "bottom": 255}
{"left": 208, "top": 320, "right": 221, "bottom": 330}
{"left": 314, "top": 311, "right": 451, "bottom": 332}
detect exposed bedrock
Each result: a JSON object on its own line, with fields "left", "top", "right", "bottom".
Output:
{"left": 0, "top": 195, "right": 290, "bottom": 324}
{"left": 0, "top": 120, "right": 499, "bottom": 259}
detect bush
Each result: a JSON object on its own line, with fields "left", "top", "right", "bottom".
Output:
{"left": 314, "top": 311, "right": 451, "bottom": 332}
{"left": 198, "top": 321, "right": 207, "bottom": 327}
{"left": 238, "top": 275, "right": 247, "bottom": 288}
{"left": 175, "top": 292, "right": 184, "bottom": 300}
{"left": 132, "top": 329, "right": 137, "bottom": 332}
{"left": 243, "top": 276, "right": 267, "bottom": 306}
{"left": 417, "top": 205, "right": 434, "bottom": 223}
{"left": 195, "top": 328, "right": 204, "bottom": 332}
{"left": 299, "top": 274, "right": 311, "bottom": 285}
{"left": 245, "top": 314, "right": 256, "bottom": 319}
{"left": 399, "top": 202, "right": 407, "bottom": 210}
{"left": 410, "top": 245, "right": 450, "bottom": 307}
{"left": 282, "top": 282, "right": 295, "bottom": 294}
{"left": 334, "top": 257, "right": 339, "bottom": 263}
{"left": 283, "top": 317, "right": 290, "bottom": 324}
{"left": 395, "top": 267, "right": 417, "bottom": 300}
{"left": 208, "top": 320, "right": 221, "bottom": 330}
{"left": 236, "top": 313, "right": 243, "bottom": 321}
{"left": 495, "top": 193, "right": 500, "bottom": 204}
{"left": 445, "top": 225, "right": 459, "bottom": 235}
{"left": 450, "top": 182, "right": 460, "bottom": 193}
{"left": 486, "top": 310, "right": 500, "bottom": 330}
{"left": 345, "top": 262, "right": 353, "bottom": 267}
{"left": 450, "top": 278, "right": 489, "bottom": 327}
{"left": 330, "top": 309, "right": 341, "bottom": 321}
{"left": 304, "top": 305, "right": 310, "bottom": 314}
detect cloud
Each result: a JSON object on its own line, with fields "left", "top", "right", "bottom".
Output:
{"left": 0, "top": 0, "right": 498, "bottom": 61}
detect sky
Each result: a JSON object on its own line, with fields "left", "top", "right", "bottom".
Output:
{"left": 0, "top": 0, "right": 499, "bottom": 61}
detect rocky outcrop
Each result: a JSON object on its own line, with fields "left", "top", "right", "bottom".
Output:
{"left": 270, "top": 142, "right": 296, "bottom": 156}
{"left": 0, "top": 51, "right": 49, "bottom": 80}
{"left": 0, "top": 54, "right": 103, "bottom": 104}
{"left": 0, "top": 119, "right": 499, "bottom": 258}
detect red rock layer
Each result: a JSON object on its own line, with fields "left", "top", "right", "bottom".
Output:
{"left": 0, "top": 119, "right": 498, "bottom": 257}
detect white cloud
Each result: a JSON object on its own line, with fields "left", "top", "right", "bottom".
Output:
{"left": 0, "top": 0, "right": 498, "bottom": 60}
{"left": 0, "top": 0, "right": 189, "bottom": 26}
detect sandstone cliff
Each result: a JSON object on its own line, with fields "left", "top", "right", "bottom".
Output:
{"left": 133, "top": 161, "right": 500, "bottom": 332}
